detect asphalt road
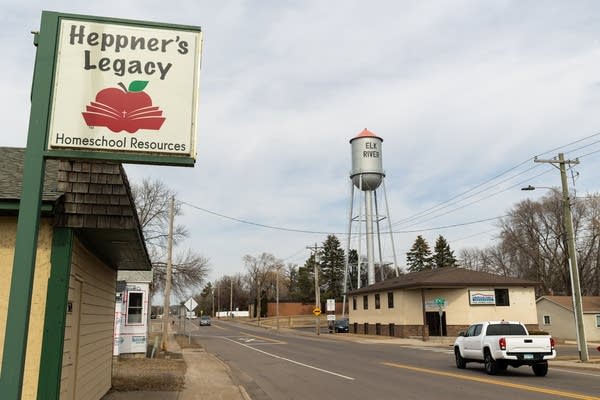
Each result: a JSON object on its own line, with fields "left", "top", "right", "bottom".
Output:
{"left": 189, "top": 320, "right": 600, "bottom": 400}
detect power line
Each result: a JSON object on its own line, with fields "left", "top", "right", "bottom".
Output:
{"left": 394, "top": 168, "right": 554, "bottom": 230}
{"left": 391, "top": 216, "right": 505, "bottom": 234}
{"left": 391, "top": 131, "right": 600, "bottom": 229}
{"left": 392, "top": 164, "right": 547, "bottom": 228}
{"left": 179, "top": 199, "right": 502, "bottom": 235}
{"left": 390, "top": 161, "right": 537, "bottom": 227}
{"left": 574, "top": 147, "right": 600, "bottom": 160}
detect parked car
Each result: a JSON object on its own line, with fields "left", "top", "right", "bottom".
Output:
{"left": 453, "top": 320, "right": 556, "bottom": 376}
{"left": 333, "top": 319, "right": 349, "bottom": 333}
{"left": 199, "top": 315, "right": 211, "bottom": 326}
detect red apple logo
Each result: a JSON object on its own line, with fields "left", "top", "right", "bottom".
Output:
{"left": 82, "top": 81, "right": 165, "bottom": 133}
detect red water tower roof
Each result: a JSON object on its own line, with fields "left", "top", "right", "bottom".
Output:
{"left": 350, "top": 128, "right": 383, "bottom": 143}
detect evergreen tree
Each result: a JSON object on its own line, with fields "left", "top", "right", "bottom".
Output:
{"left": 432, "top": 235, "right": 457, "bottom": 268}
{"left": 285, "top": 264, "right": 299, "bottom": 300}
{"left": 406, "top": 235, "right": 432, "bottom": 272}
{"left": 296, "top": 256, "right": 315, "bottom": 303}
{"left": 319, "top": 235, "right": 346, "bottom": 300}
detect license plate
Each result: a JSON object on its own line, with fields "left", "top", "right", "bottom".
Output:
{"left": 524, "top": 354, "right": 534, "bottom": 360}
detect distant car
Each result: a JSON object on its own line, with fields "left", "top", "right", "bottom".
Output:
{"left": 199, "top": 315, "right": 211, "bottom": 326}
{"left": 333, "top": 319, "right": 349, "bottom": 333}
{"left": 186, "top": 311, "right": 197, "bottom": 320}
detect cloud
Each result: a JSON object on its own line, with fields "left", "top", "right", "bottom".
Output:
{"left": 3, "top": 1, "right": 600, "bottom": 292}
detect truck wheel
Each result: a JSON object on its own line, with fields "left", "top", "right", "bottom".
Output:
{"left": 484, "top": 351, "right": 499, "bottom": 375}
{"left": 532, "top": 362, "right": 548, "bottom": 377}
{"left": 455, "top": 348, "right": 467, "bottom": 369}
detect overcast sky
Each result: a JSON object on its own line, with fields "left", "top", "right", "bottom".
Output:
{"left": 3, "top": 1, "right": 600, "bottom": 298}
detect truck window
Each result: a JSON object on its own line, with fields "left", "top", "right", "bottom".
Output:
{"left": 465, "top": 325, "right": 477, "bottom": 337}
{"left": 486, "top": 323, "right": 526, "bottom": 335}
{"left": 473, "top": 324, "right": 483, "bottom": 336}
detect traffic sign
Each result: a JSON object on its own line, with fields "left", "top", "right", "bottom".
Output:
{"left": 184, "top": 297, "right": 198, "bottom": 311}
{"left": 313, "top": 307, "right": 321, "bottom": 316}
{"left": 327, "top": 314, "right": 336, "bottom": 321}
{"left": 326, "top": 299, "right": 335, "bottom": 312}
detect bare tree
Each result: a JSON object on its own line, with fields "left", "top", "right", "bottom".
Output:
{"left": 131, "top": 178, "right": 210, "bottom": 300}
{"left": 212, "top": 274, "right": 251, "bottom": 315}
{"left": 243, "top": 253, "right": 281, "bottom": 319}
{"left": 152, "top": 249, "right": 210, "bottom": 299}
{"left": 131, "top": 179, "right": 188, "bottom": 247}
{"left": 465, "top": 190, "right": 600, "bottom": 296}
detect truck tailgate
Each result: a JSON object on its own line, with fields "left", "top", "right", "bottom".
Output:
{"left": 506, "top": 336, "right": 552, "bottom": 353}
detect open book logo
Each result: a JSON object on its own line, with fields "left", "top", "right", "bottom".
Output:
{"left": 82, "top": 81, "right": 166, "bottom": 133}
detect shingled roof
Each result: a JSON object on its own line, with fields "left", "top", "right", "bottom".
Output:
{"left": 0, "top": 147, "right": 151, "bottom": 271}
{"left": 347, "top": 267, "right": 538, "bottom": 295}
{"left": 537, "top": 296, "right": 600, "bottom": 313}
{"left": 0, "top": 147, "right": 61, "bottom": 203}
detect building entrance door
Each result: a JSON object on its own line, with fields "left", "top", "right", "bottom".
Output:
{"left": 426, "top": 311, "right": 447, "bottom": 336}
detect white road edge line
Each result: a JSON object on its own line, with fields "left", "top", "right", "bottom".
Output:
{"left": 553, "top": 368, "right": 600, "bottom": 377}
{"left": 222, "top": 337, "right": 355, "bottom": 381}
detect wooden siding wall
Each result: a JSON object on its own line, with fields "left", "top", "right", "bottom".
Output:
{"left": 61, "top": 237, "right": 116, "bottom": 400}
{"left": 0, "top": 218, "right": 54, "bottom": 399}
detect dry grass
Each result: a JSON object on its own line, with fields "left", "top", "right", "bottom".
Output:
{"left": 108, "top": 334, "right": 202, "bottom": 392}
{"left": 110, "top": 357, "right": 186, "bottom": 392}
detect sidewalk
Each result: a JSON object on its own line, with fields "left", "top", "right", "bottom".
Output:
{"left": 103, "top": 323, "right": 250, "bottom": 400}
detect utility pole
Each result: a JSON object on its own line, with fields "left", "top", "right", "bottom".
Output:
{"left": 276, "top": 265, "right": 280, "bottom": 330}
{"left": 211, "top": 283, "right": 215, "bottom": 317}
{"left": 161, "top": 196, "right": 175, "bottom": 351}
{"left": 229, "top": 278, "right": 233, "bottom": 317}
{"left": 307, "top": 243, "right": 323, "bottom": 335}
{"left": 217, "top": 283, "right": 220, "bottom": 319}
{"left": 535, "top": 153, "right": 588, "bottom": 362}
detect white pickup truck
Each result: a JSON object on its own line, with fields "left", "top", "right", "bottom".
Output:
{"left": 453, "top": 320, "right": 556, "bottom": 376}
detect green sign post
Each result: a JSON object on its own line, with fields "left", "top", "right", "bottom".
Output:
{"left": 0, "top": 11, "right": 202, "bottom": 398}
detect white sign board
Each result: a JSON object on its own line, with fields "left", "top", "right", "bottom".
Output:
{"left": 326, "top": 314, "right": 336, "bottom": 321}
{"left": 326, "top": 299, "right": 335, "bottom": 312}
{"left": 47, "top": 19, "right": 202, "bottom": 158}
{"left": 184, "top": 297, "right": 198, "bottom": 311}
{"left": 469, "top": 290, "right": 496, "bottom": 305}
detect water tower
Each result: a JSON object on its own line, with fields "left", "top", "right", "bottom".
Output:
{"left": 343, "top": 129, "right": 399, "bottom": 305}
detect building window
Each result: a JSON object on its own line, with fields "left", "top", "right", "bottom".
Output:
{"left": 388, "top": 292, "right": 394, "bottom": 309}
{"left": 494, "top": 289, "right": 510, "bottom": 306}
{"left": 543, "top": 315, "right": 551, "bottom": 325}
{"left": 127, "top": 292, "right": 144, "bottom": 324}
{"left": 375, "top": 294, "right": 381, "bottom": 309}
{"left": 596, "top": 315, "right": 600, "bottom": 328}
{"left": 363, "top": 295, "right": 368, "bottom": 310}
{"left": 352, "top": 296, "right": 357, "bottom": 311}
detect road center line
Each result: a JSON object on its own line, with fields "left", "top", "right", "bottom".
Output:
{"left": 222, "top": 337, "right": 355, "bottom": 381}
{"left": 382, "top": 362, "right": 600, "bottom": 400}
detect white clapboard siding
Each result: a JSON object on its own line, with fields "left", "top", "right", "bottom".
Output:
{"left": 60, "top": 237, "right": 116, "bottom": 400}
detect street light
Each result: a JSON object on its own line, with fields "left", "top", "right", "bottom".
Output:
{"left": 521, "top": 184, "right": 589, "bottom": 362}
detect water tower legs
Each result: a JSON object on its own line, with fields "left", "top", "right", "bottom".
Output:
{"left": 365, "top": 190, "right": 376, "bottom": 286}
